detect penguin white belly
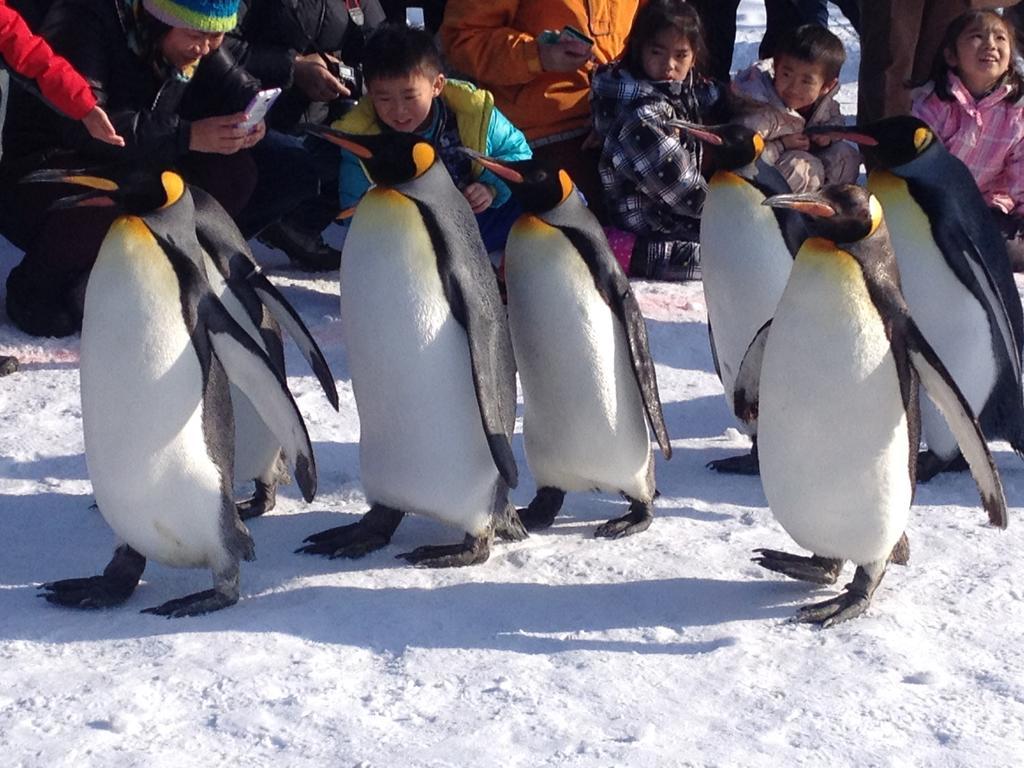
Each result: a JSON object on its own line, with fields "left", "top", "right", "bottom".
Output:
{"left": 201, "top": 251, "right": 280, "bottom": 484}
{"left": 341, "top": 190, "right": 497, "bottom": 534}
{"left": 758, "top": 244, "right": 912, "bottom": 565}
{"left": 506, "top": 219, "right": 651, "bottom": 498}
{"left": 81, "top": 218, "right": 227, "bottom": 569}
{"left": 872, "top": 181, "right": 997, "bottom": 459}
{"left": 701, "top": 174, "right": 793, "bottom": 421}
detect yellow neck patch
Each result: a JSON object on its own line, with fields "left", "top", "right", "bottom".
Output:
{"left": 752, "top": 133, "right": 765, "bottom": 159}
{"left": 557, "top": 170, "right": 573, "bottom": 204}
{"left": 867, "top": 194, "right": 884, "bottom": 237}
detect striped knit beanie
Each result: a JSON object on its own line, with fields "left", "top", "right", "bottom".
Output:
{"left": 142, "top": 0, "right": 239, "bottom": 32}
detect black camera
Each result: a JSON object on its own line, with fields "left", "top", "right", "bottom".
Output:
{"left": 328, "top": 60, "right": 363, "bottom": 96}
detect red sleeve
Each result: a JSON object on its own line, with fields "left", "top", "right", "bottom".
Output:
{"left": 0, "top": 2, "right": 97, "bottom": 119}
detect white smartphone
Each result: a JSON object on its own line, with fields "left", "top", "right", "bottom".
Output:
{"left": 238, "top": 87, "right": 282, "bottom": 131}
{"left": 406, "top": 7, "right": 425, "bottom": 29}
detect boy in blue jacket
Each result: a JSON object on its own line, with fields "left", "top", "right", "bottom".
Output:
{"left": 333, "top": 23, "right": 531, "bottom": 255}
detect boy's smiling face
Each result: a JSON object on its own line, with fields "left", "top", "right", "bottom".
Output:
{"left": 773, "top": 53, "right": 837, "bottom": 111}
{"left": 368, "top": 69, "right": 445, "bottom": 133}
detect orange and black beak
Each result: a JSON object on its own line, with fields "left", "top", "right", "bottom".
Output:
{"left": 457, "top": 147, "right": 525, "bottom": 184}
{"left": 304, "top": 123, "right": 374, "bottom": 159}
{"left": 21, "top": 168, "right": 119, "bottom": 209}
{"left": 667, "top": 120, "right": 725, "bottom": 146}
{"left": 763, "top": 191, "right": 837, "bottom": 218}
{"left": 805, "top": 125, "right": 879, "bottom": 146}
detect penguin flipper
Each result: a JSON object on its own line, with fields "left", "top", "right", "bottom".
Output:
{"left": 201, "top": 296, "right": 318, "bottom": 502}
{"left": 733, "top": 319, "right": 772, "bottom": 429}
{"left": 247, "top": 271, "right": 340, "bottom": 410}
{"left": 905, "top": 319, "right": 1008, "bottom": 528}
{"left": 561, "top": 227, "right": 671, "bottom": 458}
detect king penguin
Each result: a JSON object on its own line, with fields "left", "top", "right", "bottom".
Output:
{"left": 35, "top": 168, "right": 318, "bottom": 616}
{"left": 811, "top": 116, "right": 1024, "bottom": 480}
{"left": 673, "top": 122, "right": 806, "bottom": 474}
{"left": 460, "top": 151, "right": 672, "bottom": 538}
{"left": 298, "top": 128, "right": 525, "bottom": 567}
{"left": 733, "top": 184, "right": 1007, "bottom": 626}
{"left": 189, "top": 185, "right": 339, "bottom": 519}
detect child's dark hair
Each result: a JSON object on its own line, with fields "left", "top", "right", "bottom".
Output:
{"left": 922, "top": 10, "right": 1022, "bottom": 101}
{"left": 362, "top": 23, "right": 444, "bottom": 85}
{"left": 621, "top": 0, "right": 708, "bottom": 79}
{"left": 773, "top": 24, "right": 846, "bottom": 82}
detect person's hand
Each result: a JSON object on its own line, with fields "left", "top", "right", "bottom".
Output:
{"left": 81, "top": 105, "right": 125, "bottom": 146}
{"left": 780, "top": 132, "right": 811, "bottom": 151}
{"left": 809, "top": 132, "right": 833, "bottom": 148}
{"left": 463, "top": 182, "right": 494, "bottom": 213}
{"left": 189, "top": 113, "right": 263, "bottom": 154}
{"left": 537, "top": 35, "right": 593, "bottom": 72}
{"left": 293, "top": 52, "right": 351, "bottom": 101}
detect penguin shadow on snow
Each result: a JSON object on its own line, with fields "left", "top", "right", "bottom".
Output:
{"left": 0, "top": 451, "right": 88, "bottom": 483}
{"left": 643, "top": 316, "right": 716, "bottom": 374}
{"left": 6, "top": 570, "right": 819, "bottom": 654}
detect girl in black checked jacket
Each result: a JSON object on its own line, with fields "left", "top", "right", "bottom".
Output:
{"left": 591, "top": 0, "right": 729, "bottom": 281}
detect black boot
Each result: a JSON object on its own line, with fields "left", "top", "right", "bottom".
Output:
{"left": 6, "top": 265, "right": 80, "bottom": 338}
{"left": 258, "top": 219, "right": 341, "bottom": 272}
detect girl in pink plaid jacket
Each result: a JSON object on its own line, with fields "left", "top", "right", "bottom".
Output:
{"left": 911, "top": 9, "right": 1024, "bottom": 270}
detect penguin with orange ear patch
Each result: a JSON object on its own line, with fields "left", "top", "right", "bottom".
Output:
{"left": 32, "top": 167, "right": 318, "bottom": 617}
{"left": 461, "top": 151, "right": 671, "bottom": 539}
{"left": 298, "top": 128, "right": 524, "bottom": 567}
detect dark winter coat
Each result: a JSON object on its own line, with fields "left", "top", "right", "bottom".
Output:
{"left": 0, "top": 0, "right": 259, "bottom": 179}
{"left": 591, "top": 61, "right": 726, "bottom": 238}
{"left": 224, "top": 0, "right": 385, "bottom": 129}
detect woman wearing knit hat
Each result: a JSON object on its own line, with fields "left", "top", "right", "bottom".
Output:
{"left": 0, "top": 0, "right": 313, "bottom": 338}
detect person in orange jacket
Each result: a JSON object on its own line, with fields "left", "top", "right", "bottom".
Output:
{"left": 1, "top": 0, "right": 123, "bottom": 376}
{"left": 440, "top": 0, "right": 644, "bottom": 223}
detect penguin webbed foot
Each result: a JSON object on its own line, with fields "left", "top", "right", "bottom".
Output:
{"left": 707, "top": 450, "right": 760, "bottom": 475}
{"left": 398, "top": 533, "right": 490, "bottom": 567}
{"left": 39, "top": 545, "right": 145, "bottom": 609}
{"left": 494, "top": 503, "right": 528, "bottom": 542}
{"left": 792, "top": 563, "right": 886, "bottom": 628}
{"left": 752, "top": 549, "right": 844, "bottom": 585}
{"left": 916, "top": 449, "right": 968, "bottom": 483}
{"left": 516, "top": 487, "right": 565, "bottom": 531}
{"left": 236, "top": 479, "right": 278, "bottom": 521}
{"left": 296, "top": 504, "right": 404, "bottom": 559}
{"left": 141, "top": 589, "right": 237, "bottom": 618}
{"left": 594, "top": 497, "right": 653, "bottom": 539}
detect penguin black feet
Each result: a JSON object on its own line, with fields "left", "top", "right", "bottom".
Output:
{"left": 398, "top": 533, "right": 490, "bottom": 567}
{"left": 236, "top": 479, "right": 277, "bottom": 520}
{"left": 142, "top": 564, "right": 243, "bottom": 618}
{"left": 494, "top": 502, "right": 528, "bottom": 541}
{"left": 752, "top": 549, "right": 845, "bottom": 585}
{"left": 517, "top": 487, "right": 565, "bottom": 531}
{"left": 40, "top": 545, "right": 145, "bottom": 609}
{"left": 707, "top": 441, "right": 759, "bottom": 475}
{"left": 141, "top": 589, "right": 238, "bottom": 618}
{"left": 297, "top": 504, "right": 405, "bottom": 559}
{"left": 792, "top": 562, "right": 887, "bottom": 628}
{"left": 916, "top": 449, "right": 969, "bottom": 482}
{"left": 595, "top": 497, "right": 653, "bottom": 539}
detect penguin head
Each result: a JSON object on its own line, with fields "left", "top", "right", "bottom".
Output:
{"left": 306, "top": 125, "right": 437, "bottom": 187}
{"left": 670, "top": 121, "right": 766, "bottom": 171}
{"left": 763, "top": 184, "right": 884, "bottom": 244}
{"left": 805, "top": 116, "right": 936, "bottom": 168}
{"left": 456, "top": 151, "right": 575, "bottom": 214}
{"left": 22, "top": 165, "right": 186, "bottom": 213}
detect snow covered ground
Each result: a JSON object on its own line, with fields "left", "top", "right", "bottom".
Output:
{"left": 2, "top": 4, "right": 1023, "bottom": 767}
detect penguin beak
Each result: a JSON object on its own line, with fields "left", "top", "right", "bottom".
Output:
{"left": 763, "top": 191, "right": 837, "bottom": 218}
{"left": 456, "top": 148, "right": 525, "bottom": 184}
{"left": 21, "top": 168, "right": 119, "bottom": 208}
{"left": 303, "top": 123, "right": 374, "bottom": 159}
{"left": 805, "top": 125, "right": 879, "bottom": 146}
{"left": 336, "top": 206, "right": 357, "bottom": 220}
{"left": 667, "top": 120, "right": 724, "bottom": 145}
